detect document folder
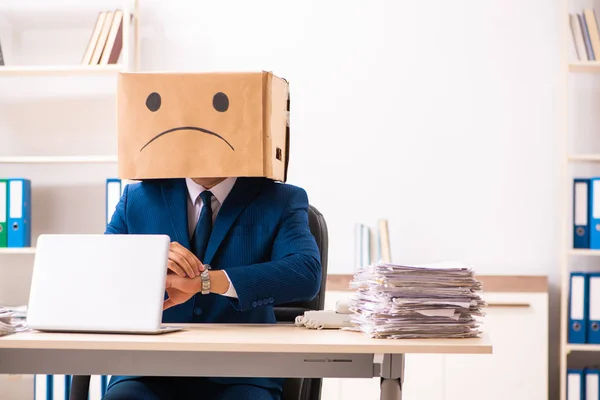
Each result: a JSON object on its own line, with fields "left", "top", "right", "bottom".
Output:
{"left": 7, "top": 178, "right": 31, "bottom": 248}
{"left": 101, "top": 375, "right": 108, "bottom": 397}
{"left": 34, "top": 374, "right": 72, "bottom": 400}
{"left": 574, "top": 178, "right": 591, "bottom": 248}
{"left": 0, "top": 179, "right": 6, "bottom": 247}
{"left": 589, "top": 273, "right": 600, "bottom": 344}
{"left": 569, "top": 272, "right": 589, "bottom": 344}
{"left": 591, "top": 178, "right": 600, "bottom": 249}
{"left": 106, "top": 179, "right": 122, "bottom": 225}
{"left": 567, "top": 369, "right": 585, "bottom": 400}
{"left": 33, "top": 375, "right": 52, "bottom": 400}
{"left": 587, "top": 369, "right": 600, "bottom": 400}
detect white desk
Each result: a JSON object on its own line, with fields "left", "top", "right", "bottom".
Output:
{"left": 0, "top": 324, "right": 492, "bottom": 400}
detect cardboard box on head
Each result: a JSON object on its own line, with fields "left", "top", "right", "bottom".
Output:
{"left": 117, "top": 71, "right": 290, "bottom": 182}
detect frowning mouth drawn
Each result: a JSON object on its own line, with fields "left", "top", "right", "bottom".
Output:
{"left": 139, "top": 126, "right": 235, "bottom": 152}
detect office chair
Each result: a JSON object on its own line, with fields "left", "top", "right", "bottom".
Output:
{"left": 69, "top": 204, "right": 328, "bottom": 400}
{"left": 277, "top": 205, "right": 329, "bottom": 400}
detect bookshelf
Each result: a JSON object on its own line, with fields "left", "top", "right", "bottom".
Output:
{"left": 567, "top": 343, "right": 600, "bottom": 352}
{"left": 569, "top": 61, "right": 600, "bottom": 72}
{"left": 0, "top": 65, "right": 124, "bottom": 76}
{"left": 560, "top": 4, "right": 600, "bottom": 400}
{"left": 0, "top": 2, "right": 139, "bottom": 72}
{"left": 568, "top": 153, "right": 600, "bottom": 161}
{"left": 569, "top": 248, "right": 600, "bottom": 256}
{"left": 0, "top": 248, "right": 35, "bottom": 255}
{"left": 0, "top": 156, "right": 118, "bottom": 164}
{"left": 0, "top": 1, "right": 139, "bottom": 258}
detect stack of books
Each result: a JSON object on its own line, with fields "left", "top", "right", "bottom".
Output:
{"left": 570, "top": 9, "right": 600, "bottom": 61}
{"left": 81, "top": 9, "right": 125, "bottom": 65}
{"left": 354, "top": 218, "right": 391, "bottom": 271}
{"left": 345, "top": 261, "right": 486, "bottom": 339}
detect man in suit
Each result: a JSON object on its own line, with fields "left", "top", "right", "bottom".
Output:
{"left": 102, "top": 71, "right": 316, "bottom": 399}
{"left": 102, "top": 175, "right": 322, "bottom": 400}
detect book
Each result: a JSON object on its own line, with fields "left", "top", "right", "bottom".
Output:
{"left": 571, "top": 14, "right": 588, "bottom": 60}
{"left": 82, "top": 11, "right": 108, "bottom": 65}
{"left": 100, "top": 10, "right": 124, "bottom": 65}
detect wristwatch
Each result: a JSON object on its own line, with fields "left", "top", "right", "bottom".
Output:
{"left": 200, "top": 264, "right": 211, "bottom": 295}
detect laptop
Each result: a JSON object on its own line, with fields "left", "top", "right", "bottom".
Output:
{"left": 27, "top": 234, "right": 182, "bottom": 334}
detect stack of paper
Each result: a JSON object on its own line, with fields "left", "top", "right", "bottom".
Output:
{"left": 0, "top": 306, "right": 28, "bottom": 336}
{"left": 345, "top": 261, "right": 486, "bottom": 339}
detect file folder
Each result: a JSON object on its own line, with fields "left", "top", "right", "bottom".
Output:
{"left": 101, "top": 375, "right": 108, "bottom": 397}
{"left": 0, "top": 179, "right": 6, "bottom": 248}
{"left": 33, "top": 374, "right": 52, "bottom": 400}
{"left": 106, "top": 179, "right": 122, "bottom": 225}
{"left": 591, "top": 178, "right": 600, "bottom": 249}
{"left": 574, "top": 178, "right": 592, "bottom": 248}
{"left": 89, "top": 375, "right": 105, "bottom": 400}
{"left": 567, "top": 369, "right": 585, "bottom": 400}
{"left": 589, "top": 273, "right": 600, "bottom": 344}
{"left": 34, "top": 374, "right": 71, "bottom": 400}
{"left": 52, "top": 374, "right": 67, "bottom": 400}
{"left": 64, "top": 375, "right": 71, "bottom": 400}
{"left": 587, "top": 369, "right": 600, "bottom": 400}
{"left": 569, "top": 272, "right": 589, "bottom": 344}
{"left": 7, "top": 178, "right": 31, "bottom": 248}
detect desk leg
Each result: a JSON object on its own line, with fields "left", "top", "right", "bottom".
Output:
{"left": 379, "top": 354, "right": 404, "bottom": 400}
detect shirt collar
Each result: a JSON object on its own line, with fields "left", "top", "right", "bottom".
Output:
{"left": 185, "top": 177, "right": 237, "bottom": 206}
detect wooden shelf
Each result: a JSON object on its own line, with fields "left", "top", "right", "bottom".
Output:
{"left": 566, "top": 343, "right": 600, "bottom": 353}
{"left": 567, "top": 154, "right": 600, "bottom": 162}
{"left": 569, "top": 62, "right": 600, "bottom": 73}
{"left": 0, "top": 155, "right": 117, "bottom": 163}
{"left": 569, "top": 249, "right": 600, "bottom": 256}
{"left": 0, "top": 65, "right": 124, "bottom": 76}
{"left": 0, "top": 248, "right": 35, "bottom": 255}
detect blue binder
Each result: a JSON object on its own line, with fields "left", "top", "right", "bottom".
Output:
{"left": 586, "top": 368, "right": 600, "bottom": 400}
{"left": 105, "top": 179, "right": 122, "bottom": 225}
{"left": 567, "top": 369, "right": 585, "bottom": 400}
{"left": 569, "top": 272, "right": 589, "bottom": 344}
{"left": 64, "top": 375, "right": 71, "bottom": 400}
{"left": 101, "top": 375, "right": 108, "bottom": 396}
{"left": 591, "top": 178, "right": 600, "bottom": 249}
{"left": 33, "top": 375, "right": 53, "bottom": 400}
{"left": 574, "top": 178, "right": 591, "bottom": 248}
{"left": 588, "top": 273, "right": 600, "bottom": 344}
{"left": 34, "top": 375, "right": 72, "bottom": 400}
{"left": 7, "top": 178, "right": 31, "bottom": 248}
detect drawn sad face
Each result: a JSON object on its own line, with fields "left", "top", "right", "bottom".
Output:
{"left": 140, "top": 91, "right": 234, "bottom": 152}
{"left": 118, "top": 72, "right": 266, "bottom": 179}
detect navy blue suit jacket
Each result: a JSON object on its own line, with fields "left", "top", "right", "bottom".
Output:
{"left": 104, "top": 177, "right": 322, "bottom": 392}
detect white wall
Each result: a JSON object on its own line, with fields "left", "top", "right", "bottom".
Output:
{"left": 135, "top": 0, "right": 563, "bottom": 277}
{"left": 0, "top": 0, "right": 567, "bottom": 398}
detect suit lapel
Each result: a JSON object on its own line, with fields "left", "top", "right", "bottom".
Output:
{"left": 204, "top": 177, "right": 264, "bottom": 264}
{"left": 160, "top": 179, "right": 191, "bottom": 249}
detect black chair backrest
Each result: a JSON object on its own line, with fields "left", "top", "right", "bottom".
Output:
{"left": 274, "top": 205, "right": 329, "bottom": 322}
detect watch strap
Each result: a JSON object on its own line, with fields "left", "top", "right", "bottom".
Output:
{"left": 200, "top": 264, "right": 211, "bottom": 295}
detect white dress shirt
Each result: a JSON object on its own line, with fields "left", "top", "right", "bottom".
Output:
{"left": 185, "top": 177, "right": 238, "bottom": 298}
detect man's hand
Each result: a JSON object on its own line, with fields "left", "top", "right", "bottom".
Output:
{"left": 163, "top": 270, "right": 232, "bottom": 310}
{"left": 163, "top": 274, "right": 201, "bottom": 310}
{"left": 168, "top": 242, "right": 204, "bottom": 278}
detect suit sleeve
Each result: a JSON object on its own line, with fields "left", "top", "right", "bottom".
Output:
{"left": 104, "top": 185, "right": 129, "bottom": 234}
{"left": 224, "top": 187, "right": 322, "bottom": 312}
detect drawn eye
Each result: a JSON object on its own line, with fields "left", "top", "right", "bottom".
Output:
{"left": 213, "top": 92, "right": 229, "bottom": 112}
{"left": 146, "top": 92, "right": 161, "bottom": 112}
